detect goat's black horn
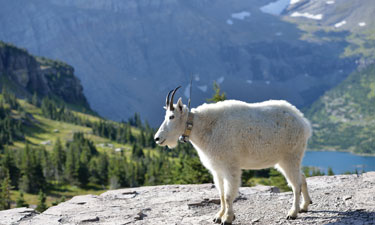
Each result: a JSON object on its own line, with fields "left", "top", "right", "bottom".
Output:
{"left": 166, "top": 89, "right": 174, "bottom": 109}
{"left": 169, "top": 86, "right": 181, "bottom": 110}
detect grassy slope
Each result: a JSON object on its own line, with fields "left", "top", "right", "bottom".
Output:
{"left": 306, "top": 64, "right": 375, "bottom": 154}
{"left": 13, "top": 99, "right": 134, "bottom": 153}
{"left": 3, "top": 97, "right": 151, "bottom": 207}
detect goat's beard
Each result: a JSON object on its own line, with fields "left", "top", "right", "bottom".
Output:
{"left": 167, "top": 140, "right": 178, "bottom": 149}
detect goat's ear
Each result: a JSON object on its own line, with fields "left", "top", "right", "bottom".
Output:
{"left": 177, "top": 97, "right": 183, "bottom": 112}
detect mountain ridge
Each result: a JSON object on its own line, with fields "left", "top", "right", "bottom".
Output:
{"left": 0, "top": 41, "right": 91, "bottom": 113}
{"left": 0, "top": 0, "right": 362, "bottom": 125}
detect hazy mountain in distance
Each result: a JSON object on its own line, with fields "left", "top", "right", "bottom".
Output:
{"left": 306, "top": 63, "right": 375, "bottom": 154}
{"left": 1, "top": 0, "right": 370, "bottom": 125}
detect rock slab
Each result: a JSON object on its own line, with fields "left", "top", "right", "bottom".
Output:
{"left": 1, "top": 172, "right": 374, "bottom": 225}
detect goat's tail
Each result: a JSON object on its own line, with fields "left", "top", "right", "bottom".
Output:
{"left": 302, "top": 117, "right": 312, "bottom": 140}
{"left": 281, "top": 100, "right": 312, "bottom": 140}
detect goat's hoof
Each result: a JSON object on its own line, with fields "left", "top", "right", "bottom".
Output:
{"left": 299, "top": 209, "right": 308, "bottom": 213}
{"left": 286, "top": 215, "right": 297, "bottom": 220}
{"left": 310, "top": 200, "right": 313, "bottom": 204}
{"left": 220, "top": 215, "right": 234, "bottom": 225}
{"left": 220, "top": 222, "right": 232, "bottom": 225}
{"left": 213, "top": 218, "right": 221, "bottom": 224}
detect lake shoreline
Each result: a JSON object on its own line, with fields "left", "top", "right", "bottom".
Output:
{"left": 302, "top": 150, "right": 375, "bottom": 174}
{"left": 307, "top": 149, "right": 375, "bottom": 157}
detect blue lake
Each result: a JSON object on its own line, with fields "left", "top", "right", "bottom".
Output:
{"left": 302, "top": 151, "right": 375, "bottom": 174}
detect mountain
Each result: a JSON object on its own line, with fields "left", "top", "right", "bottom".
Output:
{"left": 0, "top": 41, "right": 91, "bottom": 112}
{"left": 0, "top": 0, "right": 364, "bottom": 125}
{"left": 306, "top": 64, "right": 375, "bottom": 154}
{"left": 283, "top": 0, "right": 375, "bottom": 62}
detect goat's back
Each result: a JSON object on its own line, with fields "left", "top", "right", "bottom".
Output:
{"left": 193, "top": 100, "right": 311, "bottom": 169}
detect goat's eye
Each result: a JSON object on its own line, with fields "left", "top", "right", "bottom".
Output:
{"left": 169, "top": 115, "right": 175, "bottom": 120}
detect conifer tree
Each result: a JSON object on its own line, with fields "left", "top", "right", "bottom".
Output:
{"left": 32, "top": 92, "right": 39, "bottom": 106}
{"left": 180, "top": 155, "right": 211, "bottom": 184}
{"left": 64, "top": 144, "right": 79, "bottom": 185}
{"left": 108, "top": 156, "right": 128, "bottom": 189}
{"left": 16, "top": 191, "right": 29, "bottom": 208}
{"left": 0, "top": 172, "right": 12, "bottom": 210}
{"left": 36, "top": 190, "right": 48, "bottom": 212}
{"left": 1, "top": 148, "right": 20, "bottom": 188}
{"left": 327, "top": 167, "right": 335, "bottom": 176}
{"left": 89, "top": 153, "right": 108, "bottom": 185}
{"left": 52, "top": 138, "right": 65, "bottom": 182}
{"left": 18, "top": 144, "right": 46, "bottom": 193}
{"left": 125, "top": 125, "right": 135, "bottom": 143}
{"left": 140, "top": 130, "right": 146, "bottom": 147}
{"left": 18, "top": 144, "right": 32, "bottom": 193}
{"left": 131, "top": 144, "right": 144, "bottom": 159}
{"left": 207, "top": 82, "right": 226, "bottom": 103}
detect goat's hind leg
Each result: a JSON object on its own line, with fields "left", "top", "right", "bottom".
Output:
{"left": 213, "top": 172, "right": 225, "bottom": 224}
{"left": 276, "top": 160, "right": 302, "bottom": 220}
{"left": 299, "top": 173, "right": 312, "bottom": 212}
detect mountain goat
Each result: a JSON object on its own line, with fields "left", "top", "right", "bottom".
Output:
{"left": 154, "top": 86, "right": 312, "bottom": 225}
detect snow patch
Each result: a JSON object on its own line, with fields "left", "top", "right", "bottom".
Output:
{"left": 246, "top": 80, "right": 253, "bottom": 84}
{"left": 275, "top": 32, "right": 283, "bottom": 36}
{"left": 326, "top": 1, "right": 335, "bottom": 4}
{"left": 226, "top": 19, "right": 233, "bottom": 25}
{"left": 194, "top": 74, "right": 200, "bottom": 81}
{"left": 265, "top": 81, "right": 271, "bottom": 85}
{"left": 260, "top": 0, "right": 290, "bottom": 16}
{"left": 217, "top": 76, "right": 225, "bottom": 84}
{"left": 231, "top": 11, "right": 251, "bottom": 20}
{"left": 358, "top": 22, "right": 366, "bottom": 27}
{"left": 197, "top": 85, "right": 208, "bottom": 92}
{"left": 290, "top": 0, "right": 301, "bottom": 4}
{"left": 290, "top": 12, "right": 323, "bottom": 20}
{"left": 334, "top": 20, "right": 346, "bottom": 28}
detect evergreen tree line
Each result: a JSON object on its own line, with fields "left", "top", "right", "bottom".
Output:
{"left": 37, "top": 96, "right": 155, "bottom": 147}
{"left": 0, "top": 132, "right": 213, "bottom": 194}
{"left": 0, "top": 88, "right": 24, "bottom": 147}
{"left": 91, "top": 117, "right": 156, "bottom": 149}
{"left": 39, "top": 96, "right": 91, "bottom": 126}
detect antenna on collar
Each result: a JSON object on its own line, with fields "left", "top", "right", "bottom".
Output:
{"left": 188, "top": 74, "right": 193, "bottom": 110}
{"left": 179, "top": 75, "right": 194, "bottom": 144}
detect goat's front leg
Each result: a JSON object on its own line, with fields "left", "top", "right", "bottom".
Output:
{"left": 213, "top": 173, "right": 225, "bottom": 224}
{"left": 221, "top": 169, "right": 241, "bottom": 225}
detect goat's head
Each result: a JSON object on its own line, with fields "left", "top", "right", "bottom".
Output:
{"left": 154, "top": 86, "right": 189, "bottom": 148}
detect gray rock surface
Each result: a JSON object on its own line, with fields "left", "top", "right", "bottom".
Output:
{"left": 0, "top": 208, "right": 38, "bottom": 225}
{"left": 1, "top": 172, "right": 374, "bottom": 225}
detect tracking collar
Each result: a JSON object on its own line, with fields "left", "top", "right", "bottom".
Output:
{"left": 179, "top": 111, "right": 194, "bottom": 143}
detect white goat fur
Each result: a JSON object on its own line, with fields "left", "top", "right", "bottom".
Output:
{"left": 155, "top": 99, "right": 312, "bottom": 224}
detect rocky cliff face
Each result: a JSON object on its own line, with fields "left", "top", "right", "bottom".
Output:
{"left": 0, "top": 41, "right": 91, "bottom": 110}
{"left": 0, "top": 0, "right": 362, "bottom": 125}
{"left": 1, "top": 172, "right": 374, "bottom": 225}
